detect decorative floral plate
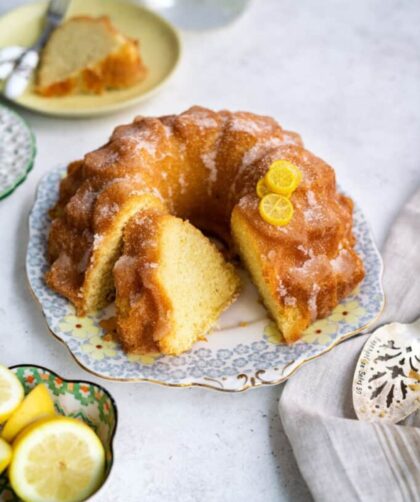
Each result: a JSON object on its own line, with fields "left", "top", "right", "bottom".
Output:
{"left": 27, "top": 167, "right": 384, "bottom": 392}
{"left": 0, "top": 104, "right": 35, "bottom": 199}
{"left": 0, "top": 364, "right": 117, "bottom": 501}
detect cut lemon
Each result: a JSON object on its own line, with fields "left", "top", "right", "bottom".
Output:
{"left": 2, "top": 383, "right": 55, "bottom": 443}
{"left": 256, "top": 178, "right": 270, "bottom": 198}
{"left": 0, "top": 437, "right": 12, "bottom": 475}
{"left": 0, "top": 365, "right": 24, "bottom": 424}
{"left": 265, "top": 160, "right": 302, "bottom": 195}
{"left": 9, "top": 416, "right": 105, "bottom": 502}
{"left": 259, "top": 193, "right": 294, "bottom": 226}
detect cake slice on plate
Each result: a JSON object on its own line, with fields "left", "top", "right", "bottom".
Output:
{"left": 36, "top": 16, "right": 147, "bottom": 96}
{"left": 113, "top": 210, "right": 241, "bottom": 355}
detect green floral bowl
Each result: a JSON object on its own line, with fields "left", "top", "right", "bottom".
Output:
{"left": 0, "top": 365, "right": 118, "bottom": 501}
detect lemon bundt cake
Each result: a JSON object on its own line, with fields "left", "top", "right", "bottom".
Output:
{"left": 37, "top": 16, "right": 147, "bottom": 97}
{"left": 114, "top": 209, "right": 241, "bottom": 355}
{"left": 45, "top": 106, "right": 364, "bottom": 348}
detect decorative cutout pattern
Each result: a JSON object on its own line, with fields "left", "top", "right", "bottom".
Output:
{"left": 353, "top": 320, "right": 420, "bottom": 423}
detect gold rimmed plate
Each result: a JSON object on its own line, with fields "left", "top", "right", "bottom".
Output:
{"left": 0, "top": 0, "right": 181, "bottom": 117}
{"left": 26, "top": 167, "right": 384, "bottom": 391}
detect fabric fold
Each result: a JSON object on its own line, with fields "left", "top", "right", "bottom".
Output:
{"left": 279, "top": 187, "right": 420, "bottom": 502}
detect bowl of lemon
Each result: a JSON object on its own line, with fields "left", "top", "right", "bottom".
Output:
{"left": 0, "top": 364, "right": 117, "bottom": 502}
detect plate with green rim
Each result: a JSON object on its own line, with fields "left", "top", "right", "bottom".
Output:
{"left": 0, "top": 0, "right": 181, "bottom": 117}
{"left": 0, "top": 104, "right": 35, "bottom": 200}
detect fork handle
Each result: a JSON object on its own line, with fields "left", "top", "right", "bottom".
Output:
{"left": 0, "top": 46, "right": 26, "bottom": 82}
{"left": 4, "top": 50, "right": 39, "bottom": 100}
{"left": 0, "top": 46, "right": 26, "bottom": 64}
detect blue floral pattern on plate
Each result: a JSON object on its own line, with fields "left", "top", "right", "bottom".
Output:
{"left": 26, "top": 167, "right": 384, "bottom": 391}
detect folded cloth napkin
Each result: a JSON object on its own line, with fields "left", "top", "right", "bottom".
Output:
{"left": 279, "top": 187, "right": 420, "bottom": 502}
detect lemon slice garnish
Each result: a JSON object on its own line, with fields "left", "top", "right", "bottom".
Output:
{"left": 2, "top": 383, "right": 55, "bottom": 443}
{"left": 269, "top": 159, "right": 303, "bottom": 183}
{"left": 256, "top": 178, "right": 270, "bottom": 198}
{"left": 9, "top": 416, "right": 105, "bottom": 502}
{"left": 259, "top": 193, "right": 294, "bottom": 226}
{"left": 265, "top": 160, "right": 302, "bottom": 195}
{"left": 0, "top": 438, "right": 12, "bottom": 475}
{"left": 0, "top": 365, "right": 24, "bottom": 424}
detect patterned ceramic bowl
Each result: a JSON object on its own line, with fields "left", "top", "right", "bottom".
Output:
{"left": 0, "top": 365, "right": 118, "bottom": 501}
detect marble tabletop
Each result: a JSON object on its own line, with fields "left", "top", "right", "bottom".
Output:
{"left": 1, "top": 0, "right": 420, "bottom": 500}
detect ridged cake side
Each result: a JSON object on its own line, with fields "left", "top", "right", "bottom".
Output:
{"left": 45, "top": 106, "right": 364, "bottom": 344}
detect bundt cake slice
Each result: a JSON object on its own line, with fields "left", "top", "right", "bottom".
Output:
{"left": 113, "top": 210, "right": 241, "bottom": 355}
{"left": 36, "top": 16, "right": 147, "bottom": 96}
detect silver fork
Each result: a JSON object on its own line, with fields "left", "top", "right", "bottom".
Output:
{"left": 4, "top": 0, "right": 70, "bottom": 100}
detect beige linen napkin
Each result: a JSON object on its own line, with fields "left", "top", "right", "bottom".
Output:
{"left": 279, "top": 187, "right": 420, "bottom": 502}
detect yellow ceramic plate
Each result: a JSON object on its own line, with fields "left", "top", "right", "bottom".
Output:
{"left": 0, "top": 0, "right": 181, "bottom": 117}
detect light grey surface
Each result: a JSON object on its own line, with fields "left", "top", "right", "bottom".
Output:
{"left": 1, "top": 0, "right": 420, "bottom": 501}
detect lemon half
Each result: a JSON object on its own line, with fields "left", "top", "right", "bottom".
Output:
{"left": 0, "top": 437, "right": 12, "bottom": 474}
{"left": 0, "top": 365, "right": 24, "bottom": 424}
{"left": 9, "top": 416, "right": 105, "bottom": 502}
